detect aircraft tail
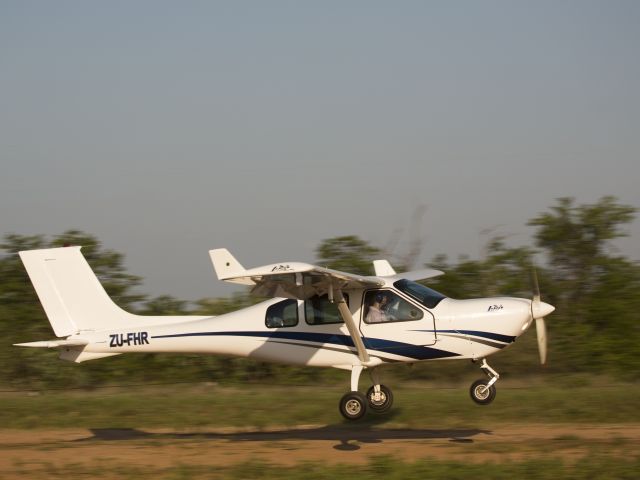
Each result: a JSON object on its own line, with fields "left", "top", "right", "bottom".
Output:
{"left": 19, "top": 247, "right": 142, "bottom": 337}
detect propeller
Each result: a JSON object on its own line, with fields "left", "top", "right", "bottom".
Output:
{"left": 530, "top": 268, "right": 555, "bottom": 365}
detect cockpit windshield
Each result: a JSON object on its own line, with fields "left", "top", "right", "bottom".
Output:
{"left": 393, "top": 279, "right": 447, "bottom": 309}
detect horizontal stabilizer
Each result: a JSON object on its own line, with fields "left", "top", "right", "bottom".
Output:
{"left": 14, "top": 338, "right": 89, "bottom": 348}
{"left": 59, "top": 350, "right": 121, "bottom": 363}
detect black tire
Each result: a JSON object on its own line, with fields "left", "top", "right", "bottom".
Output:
{"left": 339, "top": 392, "right": 367, "bottom": 420}
{"left": 365, "top": 384, "right": 394, "bottom": 413}
{"left": 470, "top": 379, "right": 497, "bottom": 405}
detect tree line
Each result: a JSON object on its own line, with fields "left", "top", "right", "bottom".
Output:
{"left": 0, "top": 196, "right": 637, "bottom": 388}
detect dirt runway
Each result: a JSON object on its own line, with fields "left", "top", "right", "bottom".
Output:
{"left": 1, "top": 423, "right": 639, "bottom": 477}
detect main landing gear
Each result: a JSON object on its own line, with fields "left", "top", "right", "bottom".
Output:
{"left": 469, "top": 358, "right": 499, "bottom": 405}
{"left": 339, "top": 391, "right": 368, "bottom": 420}
{"left": 339, "top": 366, "right": 394, "bottom": 420}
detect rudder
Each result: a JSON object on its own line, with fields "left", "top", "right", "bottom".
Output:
{"left": 19, "top": 247, "right": 136, "bottom": 337}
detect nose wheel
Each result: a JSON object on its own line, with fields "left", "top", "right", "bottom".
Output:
{"left": 470, "top": 358, "right": 499, "bottom": 405}
{"left": 470, "top": 379, "right": 497, "bottom": 404}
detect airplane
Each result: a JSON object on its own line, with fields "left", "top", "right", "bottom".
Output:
{"left": 15, "top": 245, "right": 554, "bottom": 420}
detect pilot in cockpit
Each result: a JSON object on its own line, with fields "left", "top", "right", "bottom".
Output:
{"left": 365, "top": 293, "right": 389, "bottom": 323}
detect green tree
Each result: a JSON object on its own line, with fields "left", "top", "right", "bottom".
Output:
{"left": 528, "top": 196, "right": 635, "bottom": 302}
{"left": 192, "top": 292, "right": 262, "bottom": 316}
{"left": 315, "top": 235, "right": 381, "bottom": 275}
{"left": 141, "top": 295, "right": 190, "bottom": 315}
{"left": 50, "top": 230, "right": 146, "bottom": 309}
{"left": 3, "top": 197, "right": 639, "bottom": 389}
{"left": 0, "top": 231, "right": 147, "bottom": 387}
{"left": 427, "top": 237, "right": 536, "bottom": 299}
{"left": 528, "top": 196, "right": 638, "bottom": 375}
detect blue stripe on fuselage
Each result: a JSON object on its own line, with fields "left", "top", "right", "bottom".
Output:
{"left": 415, "top": 329, "right": 516, "bottom": 344}
{"left": 151, "top": 331, "right": 459, "bottom": 361}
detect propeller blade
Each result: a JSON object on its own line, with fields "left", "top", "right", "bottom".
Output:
{"left": 530, "top": 265, "right": 553, "bottom": 365}
{"left": 536, "top": 317, "right": 547, "bottom": 365}
{"left": 531, "top": 267, "right": 541, "bottom": 305}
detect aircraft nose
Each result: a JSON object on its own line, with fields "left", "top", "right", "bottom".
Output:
{"left": 532, "top": 301, "right": 555, "bottom": 319}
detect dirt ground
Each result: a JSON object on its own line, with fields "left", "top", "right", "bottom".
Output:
{"left": 1, "top": 423, "right": 639, "bottom": 477}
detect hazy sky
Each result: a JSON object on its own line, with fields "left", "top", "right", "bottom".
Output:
{"left": 1, "top": 1, "right": 639, "bottom": 300}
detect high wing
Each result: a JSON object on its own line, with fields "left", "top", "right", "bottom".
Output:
{"left": 209, "top": 248, "right": 385, "bottom": 300}
{"left": 209, "top": 249, "right": 444, "bottom": 366}
{"left": 372, "top": 259, "right": 444, "bottom": 282}
{"left": 210, "top": 248, "right": 386, "bottom": 364}
{"left": 393, "top": 268, "right": 444, "bottom": 282}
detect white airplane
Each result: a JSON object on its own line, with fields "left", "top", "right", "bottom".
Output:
{"left": 16, "top": 246, "right": 554, "bottom": 420}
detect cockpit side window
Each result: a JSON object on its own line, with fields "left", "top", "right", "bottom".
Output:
{"left": 265, "top": 299, "right": 299, "bottom": 328}
{"left": 393, "top": 279, "right": 446, "bottom": 309}
{"left": 363, "top": 290, "right": 424, "bottom": 324}
{"left": 305, "top": 294, "right": 348, "bottom": 325}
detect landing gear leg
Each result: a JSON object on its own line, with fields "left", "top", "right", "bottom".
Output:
{"left": 366, "top": 368, "right": 394, "bottom": 413}
{"left": 334, "top": 287, "right": 373, "bottom": 421}
{"left": 339, "top": 365, "right": 367, "bottom": 420}
{"left": 470, "top": 358, "right": 499, "bottom": 405}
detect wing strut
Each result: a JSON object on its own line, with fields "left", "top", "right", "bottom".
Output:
{"left": 334, "top": 288, "right": 370, "bottom": 364}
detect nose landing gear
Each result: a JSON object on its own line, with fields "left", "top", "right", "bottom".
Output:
{"left": 470, "top": 358, "right": 499, "bottom": 405}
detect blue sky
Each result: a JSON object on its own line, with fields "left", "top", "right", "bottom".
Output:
{"left": 1, "top": 1, "right": 639, "bottom": 300}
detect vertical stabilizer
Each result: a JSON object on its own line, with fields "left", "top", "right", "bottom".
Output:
{"left": 19, "top": 247, "right": 134, "bottom": 336}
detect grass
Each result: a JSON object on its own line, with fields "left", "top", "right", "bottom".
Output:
{"left": 2, "top": 381, "right": 638, "bottom": 479}
{"left": 223, "top": 456, "right": 640, "bottom": 480}
{"left": 7, "top": 456, "right": 640, "bottom": 480}
{"left": 0, "top": 380, "right": 638, "bottom": 429}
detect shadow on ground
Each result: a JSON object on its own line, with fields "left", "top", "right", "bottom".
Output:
{"left": 75, "top": 411, "right": 491, "bottom": 451}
